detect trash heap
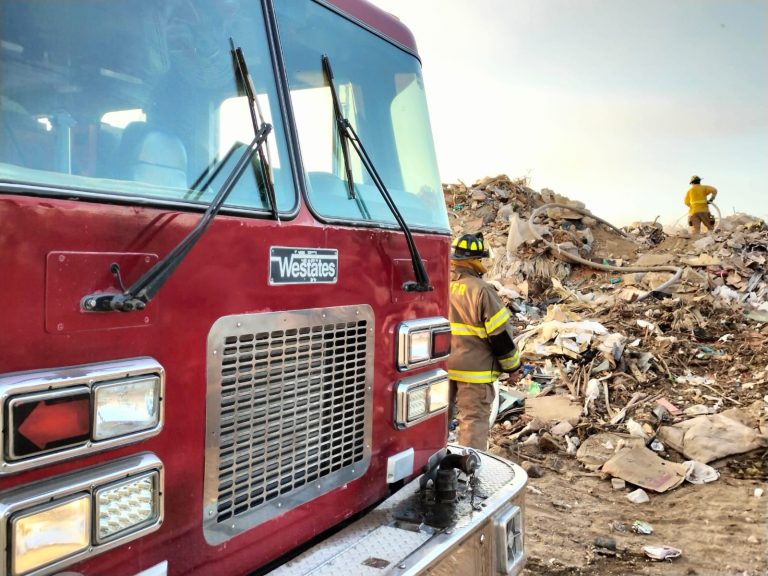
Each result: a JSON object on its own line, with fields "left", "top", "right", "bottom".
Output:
{"left": 444, "top": 175, "right": 768, "bottom": 499}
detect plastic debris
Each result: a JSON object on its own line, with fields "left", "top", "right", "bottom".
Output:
{"left": 583, "top": 379, "right": 601, "bottom": 416}
{"left": 625, "top": 419, "right": 646, "bottom": 439}
{"left": 649, "top": 440, "right": 665, "bottom": 452}
{"left": 632, "top": 520, "right": 654, "bottom": 535}
{"left": 495, "top": 388, "right": 526, "bottom": 422}
{"left": 643, "top": 545, "right": 682, "bottom": 561}
{"left": 684, "top": 460, "right": 720, "bottom": 484}
{"left": 564, "top": 435, "right": 579, "bottom": 455}
{"left": 627, "top": 489, "right": 650, "bottom": 504}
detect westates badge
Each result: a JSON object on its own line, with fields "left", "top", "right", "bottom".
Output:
{"left": 269, "top": 247, "right": 338, "bottom": 285}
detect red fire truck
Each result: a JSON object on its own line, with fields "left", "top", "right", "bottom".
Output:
{"left": 0, "top": 1, "right": 526, "bottom": 574}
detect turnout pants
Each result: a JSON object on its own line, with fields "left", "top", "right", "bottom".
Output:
{"left": 450, "top": 380, "right": 495, "bottom": 450}
{"left": 688, "top": 211, "right": 715, "bottom": 234}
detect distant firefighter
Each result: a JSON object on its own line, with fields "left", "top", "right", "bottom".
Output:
{"left": 684, "top": 175, "right": 717, "bottom": 234}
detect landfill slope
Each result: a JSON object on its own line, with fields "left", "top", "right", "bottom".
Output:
{"left": 446, "top": 175, "right": 767, "bottom": 576}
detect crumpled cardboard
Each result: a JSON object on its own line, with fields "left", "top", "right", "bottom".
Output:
{"left": 601, "top": 445, "right": 689, "bottom": 493}
{"left": 575, "top": 432, "right": 645, "bottom": 471}
{"left": 657, "top": 404, "right": 768, "bottom": 463}
{"left": 525, "top": 395, "right": 582, "bottom": 426}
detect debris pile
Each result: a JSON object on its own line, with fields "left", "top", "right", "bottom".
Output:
{"left": 446, "top": 174, "right": 768, "bottom": 310}
{"left": 446, "top": 174, "right": 768, "bottom": 567}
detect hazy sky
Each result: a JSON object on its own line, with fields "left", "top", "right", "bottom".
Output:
{"left": 368, "top": 0, "right": 768, "bottom": 226}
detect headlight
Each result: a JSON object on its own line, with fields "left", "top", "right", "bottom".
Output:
{"left": 93, "top": 376, "right": 160, "bottom": 440}
{"left": 0, "top": 358, "right": 164, "bottom": 476}
{"left": 428, "top": 378, "right": 450, "bottom": 412}
{"left": 397, "top": 318, "right": 451, "bottom": 371}
{"left": 95, "top": 472, "right": 159, "bottom": 543}
{"left": 408, "top": 331, "right": 432, "bottom": 365}
{"left": 395, "top": 369, "right": 450, "bottom": 428}
{"left": 11, "top": 495, "right": 90, "bottom": 575}
{"left": 406, "top": 386, "right": 428, "bottom": 421}
{"left": 0, "top": 453, "right": 163, "bottom": 576}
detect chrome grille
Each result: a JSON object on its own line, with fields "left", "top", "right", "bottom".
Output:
{"left": 203, "top": 305, "right": 374, "bottom": 544}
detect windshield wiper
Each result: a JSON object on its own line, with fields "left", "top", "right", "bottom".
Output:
{"left": 185, "top": 40, "right": 279, "bottom": 218}
{"left": 323, "top": 57, "right": 353, "bottom": 196}
{"left": 322, "top": 56, "right": 369, "bottom": 220}
{"left": 82, "top": 43, "right": 273, "bottom": 313}
{"left": 184, "top": 142, "right": 242, "bottom": 202}
{"left": 321, "top": 55, "right": 432, "bottom": 292}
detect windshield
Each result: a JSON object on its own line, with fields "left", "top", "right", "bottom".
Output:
{"left": 0, "top": 0, "right": 295, "bottom": 213}
{"left": 274, "top": 1, "right": 450, "bottom": 232}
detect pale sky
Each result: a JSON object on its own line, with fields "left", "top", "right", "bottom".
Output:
{"left": 368, "top": 0, "right": 768, "bottom": 226}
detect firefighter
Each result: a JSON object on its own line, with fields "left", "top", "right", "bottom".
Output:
{"left": 684, "top": 175, "right": 718, "bottom": 235}
{"left": 448, "top": 233, "right": 521, "bottom": 450}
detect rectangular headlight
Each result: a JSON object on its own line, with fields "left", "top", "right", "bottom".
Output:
{"left": 0, "top": 358, "right": 164, "bottom": 476}
{"left": 395, "top": 369, "right": 450, "bottom": 428}
{"left": 93, "top": 376, "right": 160, "bottom": 441}
{"left": 95, "top": 472, "right": 159, "bottom": 543}
{"left": 429, "top": 378, "right": 450, "bottom": 413}
{"left": 407, "top": 386, "right": 428, "bottom": 421}
{"left": 11, "top": 495, "right": 90, "bottom": 575}
{"left": 0, "top": 454, "right": 163, "bottom": 576}
{"left": 408, "top": 331, "right": 432, "bottom": 365}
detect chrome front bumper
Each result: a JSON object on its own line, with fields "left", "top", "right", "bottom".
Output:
{"left": 270, "top": 446, "right": 528, "bottom": 576}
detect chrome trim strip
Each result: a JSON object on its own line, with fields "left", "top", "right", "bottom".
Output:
{"left": 394, "top": 368, "right": 449, "bottom": 429}
{"left": 0, "top": 358, "right": 165, "bottom": 476}
{"left": 0, "top": 453, "right": 164, "bottom": 576}
{"left": 396, "top": 317, "right": 451, "bottom": 371}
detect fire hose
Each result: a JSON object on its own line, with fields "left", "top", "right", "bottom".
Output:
{"left": 526, "top": 203, "right": 687, "bottom": 301}
{"left": 670, "top": 202, "right": 722, "bottom": 233}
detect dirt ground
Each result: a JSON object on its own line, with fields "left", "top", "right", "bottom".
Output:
{"left": 492, "top": 449, "right": 767, "bottom": 576}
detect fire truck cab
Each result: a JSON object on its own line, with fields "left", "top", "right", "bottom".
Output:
{"left": 0, "top": 1, "right": 526, "bottom": 574}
